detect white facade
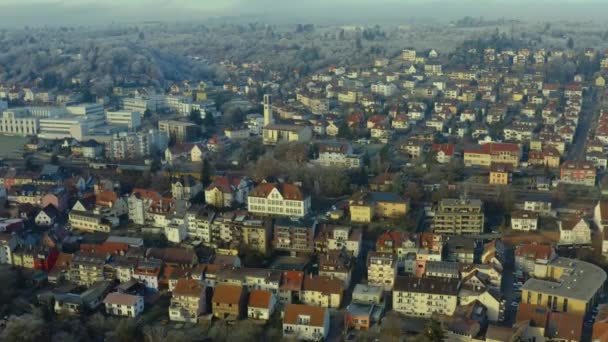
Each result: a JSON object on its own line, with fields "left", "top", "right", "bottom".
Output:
{"left": 559, "top": 218, "right": 591, "bottom": 245}
{"left": 0, "top": 110, "right": 39, "bottom": 135}
{"left": 104, "top": 293, "right": 144, "bottom": 318}
{"left": 0, "top": 234, "right": 17, "bottom": 264}
{"left": 106, "top": 111, "right": 142, "bottom": 129}
{"left": 248, "top": 186, "right": 311, "bottom": 218}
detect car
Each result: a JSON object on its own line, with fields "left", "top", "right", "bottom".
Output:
{"left": 511, "top": 302, "right": 519, "bottom": 307}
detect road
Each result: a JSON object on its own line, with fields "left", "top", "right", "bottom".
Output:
{"left": 566, "top": 90, "right": 596, "bottom": 161}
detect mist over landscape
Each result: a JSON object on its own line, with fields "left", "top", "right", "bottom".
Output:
{"left": 2, "top": 1, "right": 608, "bottom": 342}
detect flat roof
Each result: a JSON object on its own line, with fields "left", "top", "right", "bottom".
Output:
{"left": 522, "top": 257, "right": 606, "bottom": 302}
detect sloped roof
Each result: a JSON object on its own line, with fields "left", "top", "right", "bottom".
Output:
{"left": 283, "top": 304, "right": 327, "bottom": 327}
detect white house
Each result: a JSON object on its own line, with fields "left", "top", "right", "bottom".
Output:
{"left": 0, "top": 233, "right": 17, "bottom": 265}
{"left": 558, "top": 216, "right": 591, "bottom": 245}
{"left": 510, "top": 210, "right": 539, "bottom": 231}
{"left": 104, "top": 293, "right": 144, "bottom": 318}
{"left": 283, "top": 304, "right": 330, "bottom": 341}
{"left": 247, "top": 289, "right": 277, "bottom": 321}
{"left": 593, "top": 201, "right": 608, "bottom": 256}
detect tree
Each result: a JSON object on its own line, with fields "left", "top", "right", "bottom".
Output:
{"left": 0, "top": 314, "right": 48, "bottom": 342}
{"left": 203, "top": 112, "right": 215, "bottom": 128}
{"left": 567, "top": 37, "right": 574, "bottom": 49}
{"left": 190, "top": 109, "right": 203, "bottom": 125}
{"left": 337, "top": 120, "right": 352, "bottom": 139}
{"left": 423, "top": 319, "right": 445, "bottom": 342}
{"left": 201, "top": 157, "right": 212, "bottom": 187}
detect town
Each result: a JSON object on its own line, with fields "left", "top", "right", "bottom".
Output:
{"left": 1, "top": 17, "right": 608, "bottom": 342}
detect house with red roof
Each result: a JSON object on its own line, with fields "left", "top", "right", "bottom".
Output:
{"left": 205, "top": 175, "right": 253, "bottom": 208}
{"left": 247, "top": 182, "right": 310, "bottom": 217}
{"left": 279, "top": 271, "right": 304, "bottom": 304}
{"left": 431, "top": 143, "right": 455, "bottom": 164}
{"left": 247, "top": 289, "right": 277, "bottom": 321}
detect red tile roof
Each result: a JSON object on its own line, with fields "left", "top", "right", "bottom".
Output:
{"left": 431, "top": 143, "right": 455, "bottom": 156}
{"left": 248, "top": 289, "right": 272, "bottom": 308}
{"left": 280, "top": 271, "right": 304, "bottom": 291}
{"left": 249, "top": 183, "right": 306, "bottom": 201}
{"left": 213, "top": 283, "right": 243, "bottom": 304}
{"left": 514, "top": 243, "right": 553, "bottom": 260}
{"left": 283, "top": 304, "right": 327, "bottom": 327}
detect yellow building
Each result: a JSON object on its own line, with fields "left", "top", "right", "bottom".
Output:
{"left": 301, "top": 275, "right": 343, "bottom": 308}
{"left": 367, "top": 252, "right": 397, "bottom": 290}
{"left": 521, "top": 257, "right": 606, "bottom": 315}
{"left": 12, "top": 249, "right": 35, "bottom": 269}
{"left": 464, "top": 143, "right": 520, "bottom": 168}
{"left": 69, "top": 210, "right": 112, "bottom": 233}
{"left": 596, "top": 75, "right": 606, "bottom": 87}
{"left": 489, "top": 163, "right": 512, "bottom": 185}
{"left": 349, "top": 192, "right": 409, "bottom": 223}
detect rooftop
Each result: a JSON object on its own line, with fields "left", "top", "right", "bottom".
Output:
{"left": 522, "top": 257, "right": 606, "bottom": 302}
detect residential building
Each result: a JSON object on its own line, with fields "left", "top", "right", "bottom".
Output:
{"left": 248, "top": 289, "right": 277, "bottom": 321}
{"left": 367, "top": 252, "right": 397, "bottom": 290}
{"left": 205, "top": 175, "right": 253, "bottom": 208}
{"left": 69, "top": 210, "right": 112, "bottom": 233}
{"left": 560, "top": 160, "right": 596, "bottom": 186}
{"left": 316, "top": 142, "right": 363, "bottom": 169}
{"left": 515, "top": 243, "right": 556, "bottom": 275}
{"left": 511, "top": 210, "right": 539, "bottom": 231}
{"left": 349, "top": 191, "right": 409, "bottom": 223}
{"left": 489, "top": 163, "right": 512, "bottom": 185}
{"left": 171, "top": 175, "right": 203, "bottom": 201}
{"left": 282, "top": 304, "right": 330, "bottom": 341}
{"left": 558, "top": 216, "right": 592, "bottom": 245}
{"left": 69, "top": 251, "right": 108, "bottom": 286}
{"left": 464, "top": 143, "right": 521, "bottom": 168}
{"left": 248, "top": 182, "right": 311, "bottom": 217}
{"left": 169, "top": 278, "right": 207, "bottom": 323}
{"left": 158, "top": 120, "right": 199, "bottom": 143}
{"left": 301, "top": 275, "right": 343, "bottom": 308}
{"left": 314, "top": 224, "right": 362, "bottom": 257}
{"left": 273, "top": 217, "right": 317, "bottom": 254}
{"left": 319, "top": 252, "right": 352, "bottom": 287}
{"left": 104, "top": 293, "right": 144, "bottom": 318}
{"left": 393, "top": 276, "right": 459, "bottom": 317}
{"left": 212, "top": 283, "right": 245, "bottom": 320}
{"left": 524, "top": 200, "right": 552, "bottom": 215}
{"left": 0, "top": 233, "right": 17, "bottom": 264}
{"left": 433, "top": 198, "right": 484, "bottom": 234}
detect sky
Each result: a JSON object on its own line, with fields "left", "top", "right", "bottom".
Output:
{"left": 1, "top": 0, "right": 607, "bottom": 27}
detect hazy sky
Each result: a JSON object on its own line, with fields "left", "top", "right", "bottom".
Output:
{"left": 1, "top": 0, "right": 607, "bottom": 27}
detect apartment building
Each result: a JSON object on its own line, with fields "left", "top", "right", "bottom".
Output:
{"left": 248, "top": 182, "right": 311, "bottom": 218}
{"left": 433, "top": 198, "right": 484, "bottom": 234}
{"left": 393, "top": 276, "right": 460, "bottom": 317}
{"left": 273, "top": 217, "right": 317, "bottom": 254}
{"left": 0, "top": 233, "right": 17, "bottom": 264}
{"left": 109, "top": 130, "right": 169, "bottom": 160}
{"left": 169, "top": 278, "right": 207, "bottom": 323}
{"left": 158, "top": 120, "right": 199, "bottom": 143}
{"left": 560, "top": 160, "right": 596, "bottom": 186}
{"left": 69, "top": 210, "right": 112, "bottom": 233}
{"left": 367, "top": 252, "right": 398, "bottom": 290}
{"left": 68, "top": 251, "right": 109, "bottom": 286}
{"left": 301, "top": 275, "right": 343, "bottom": 309}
